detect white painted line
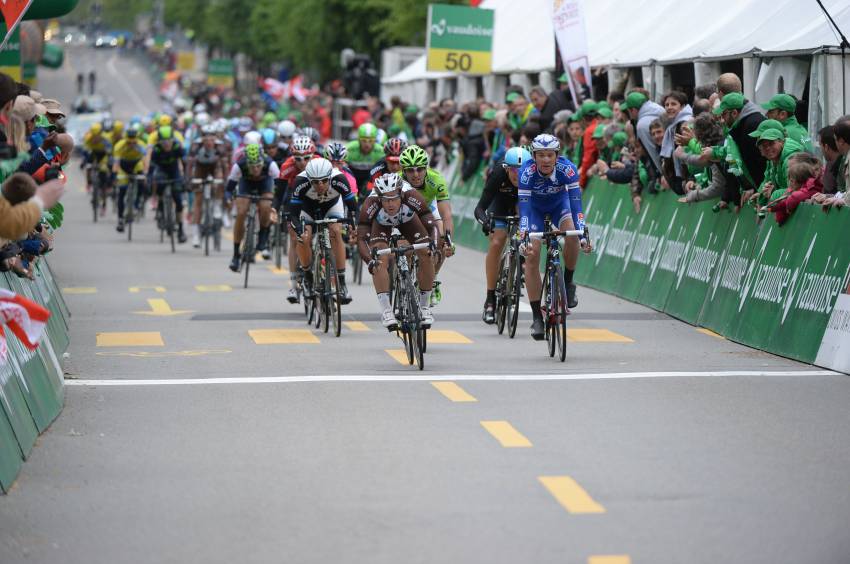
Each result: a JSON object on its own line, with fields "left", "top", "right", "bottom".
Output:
{"left": 64, "top": 370, "right": 840, "bottom": 387}
{"left": 519, "top": 300, "right": 532, "bottom": 313}
{"left": 106, "top": 54, "right": 149, "bottom": 114}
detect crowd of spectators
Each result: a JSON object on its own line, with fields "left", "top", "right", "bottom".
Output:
{"left": 0, "top": 72, "right": 67, "bottom": 281}
{"left": 367, "top": 71, "right": 850, "bottom": 226}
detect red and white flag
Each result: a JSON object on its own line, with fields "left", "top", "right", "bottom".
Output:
{"left": 0, "top": 287, "right": 49, "bottom": 362}
{"left": 0, "top": 0, "right": 34, "bottom": 52}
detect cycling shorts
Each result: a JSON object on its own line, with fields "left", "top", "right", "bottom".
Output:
{"left": 238, "top": 176, "right": 273, "bottom": 195}
{"left": 521, "top": 193, "right": 572, "bottom": 233}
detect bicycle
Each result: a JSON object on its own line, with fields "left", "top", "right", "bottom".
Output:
{"left": 235, "top": 193, "right": 268, "bottom": 289}
{"left": 489, "top": 214, "right": 523, "bottom": 338}
{"left": 303, "top": 217, "right": 350, "bottom": 337}
{"left": 155, "top": 177, "right": 182, "bottom": 254}
{"left": 347, "top": 231, "right": 363, "bottom": 285}
{"left": 526, "top": 220, "right": 584, "bottom": 362}
{"left": 124, "top": 174, "right": 146, "bottom": 242}
{"left": 271, "top": 209, "right": 289, "bottom": 269}
{"left": 87, "top": 163, "right": 108, "bottom": 223}
{"left": 192, "top": 176, "right": 225, "bottom": 256}
{"left": 374, "top": 240, "right": 431, "bottom": 370}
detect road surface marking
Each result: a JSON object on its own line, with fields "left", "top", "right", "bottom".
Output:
{"left": 96, "top": 332, "right": 164, "bottom": 347}
{"left": 249, "top": 329, "right": 320, "bottom": 344}
{"left": 195, "top": 285, "right": 232, "bottom": 292}
{"left": 427, "top": 330, "right": 473, "bottom": 344}
{"left": 568, "top": 329, "right": 633, "bottom": 343}
{"left": 588, "top": 556, "right": 631, "bottom": 564}
{"left": 96, "top": 349, "right": 232, "bottom": 358}
{"left": 133, "top": 298, "right": 193, "bottom": 316}
{"left": 65, "top": 370, "right": 839, "bottom": 386}
{"left": 267, "top": 266, "right": 288, "bottom": 275}
{"left": 62, "top": 287, "right": 97, "bottom": 294}
{"left": 431, "top": 381, "right": 477, "bottom": 402}
{"left": 481, "top": 420, "right": 532, "bottom": 447}
{"left": 344, "top": 321, "right": 370, "bottom": 331}
{"left": 519, "top": 300, "right": 533, "bottom": 312}
{"left": 539, "top": 476, "right": 605, "bottom": 514}
{"left": 385, "top": 349, "right": 409, "bottom": 365}
{"left": 697, "top": 327, "right": 725, "bottom": 339}
{"left": 129, "top": 286, "right": 166, "bottom": 293}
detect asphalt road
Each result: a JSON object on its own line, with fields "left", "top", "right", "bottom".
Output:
{"left": 1, "top": 46, "right": 849, "bottom": 564}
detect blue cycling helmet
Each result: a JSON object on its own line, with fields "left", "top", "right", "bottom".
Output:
{"left": 503, "top": 147, "right": 532, "bottom": 168}
{"left": 323, "top": 141, "right": 348, "bottom": 162}
{"left": 261, "top": 128, "right": 278, "bottom": 147}
{"left": 530, "top": 133, "right": 561, "bottom": 153}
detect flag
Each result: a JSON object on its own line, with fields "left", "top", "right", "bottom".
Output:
{"left": 552, "top": 0, "right": 592, "bottom": 107}
{"left": 0, "top": 288, "right": 49, "bottom": 362}
{"left": 0, "top": 0, "right": 34, "bottom": 52}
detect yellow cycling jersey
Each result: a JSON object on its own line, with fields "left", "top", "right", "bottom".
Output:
{"left": 147, "top": 129, "right": 185, "bottom": 147}
{"left": 113, "top": 138, "right": 147, "bottom": 162}
{"left": 83, "top": 132, "right": 112, "bottom": 154}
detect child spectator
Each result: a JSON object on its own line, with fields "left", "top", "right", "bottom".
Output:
{"left": 769, "top": 153, "right": 823, "bottom": 225}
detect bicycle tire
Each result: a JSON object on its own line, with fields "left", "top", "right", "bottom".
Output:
{"left": 508, "top": 254, "right": 522, "bottom": 339}
{"left": 553, "top": 268, "right": 568, "bottom": 362}
{"left": 496, "top": 254, "right": 509, "bottom": 334}
{"left": 421, "top": 325, "right": 427, "bottom": 354}
{"left": 243, "top": 209, "right": 256, "bottom": 289}
{"left": 326, "top": 252, "right": 342, "bottom": 338}
{"left": 545, "top": 269, "right": 556, "bottom": 357}
{"left": 203, "top": 197, "right": 211, "bottom": 256}
{"left": 320, "top": 251, "right": 332, "bottom": 334}
{"left": 165, "top": 189, "right": 176, "bottom": 254}
{"left": 126, "top": 182, "right": 135, "bottom": 242}
{"left": 91, "top": 177, "right": 99, "bottom": 223}
{"left": 273, "top": 220, "right": 283, "bottom": 268}
{"left": 415, "top": 327, "right": 425, "bottom": 370}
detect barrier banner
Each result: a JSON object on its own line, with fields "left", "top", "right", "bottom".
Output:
{"left": 615, "top": 193, "right": 676, "bottom": 302}
{"left": 426, "top": 3, "right": 494, "bottom": 75}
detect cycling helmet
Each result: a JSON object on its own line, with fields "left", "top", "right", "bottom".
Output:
{"left": 278, "top": 120, "right": 296, "bottom": 138}
{"left": 181, "top": 111, "right": 194, "bottom": 125}
{"left": 358, "top": 123, "right": 377, "bottom": 139}
{"left": 291, "top": 135, "right": 316, "bottom": 156}
{"left": 261, "top": 111, "right": 277, "bottom": 126}
{"left": 193, "top": 103, "right": 207, "bottom": 114}
{"left": 504, "top": 147, "right": 532, "bottom": 168}
{"left": 158, "top": 125, "right": 173, "bottom": 141}
{"left": 113, "top": 120, "right": 124, "bottom": 133}
{"left": 323, "top": 142, "right": 347, "bottom": 162}
{"left": 245, "top": 143, "right": 263, "bottom": 166}
{"left": 530, "top": 133, "right": 561, "bottom": 153}
{"left": 261, "top": 128, "right": 278, "bottom": 147}
{"left": 383, "top": 137, "right": 407, "bottom": 160}
{"left": 373, "top": 173, "right": 402, "bottom": 197}
{"left": 304, "top": 158, "right": 333, "bottom": 181}
{"left": 159, "top": 114, "right": 173, "bottom": 126}
{"left": 201, "top": 124, "right": 217, "bottom": 136}
{"left": 90, "top": 123, "right": 103, "bottom": 135}
{"left": 103, "top": 118, "right": 114, "bottom": 131}
{"left": 125, "top": 124, "right": 141, "bottom": 138}
{"left": 195, "top": 112, "right": 211, "bottom": 127}
{"left": 302, "top": 126, "right": 320, "bottom": 143}
{"left": 243, "top": 131, "right": 262, "bottom": 146}
{"left": 399, "top": 145, "right": 429, "bottom": 169}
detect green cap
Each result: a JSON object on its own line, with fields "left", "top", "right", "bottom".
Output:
{"left": 557, "top": 72, "right": 569, "bottom": 83}
{"left": 609, "top": 131, "right": 628, "bottom": 148}
{"left": 404, "top": 104, "right": 419, "bottom": 115}
{"left": 568, "top": 113, "right": 581, "bottom": 122}
{"left": 748, "top": 119, "right": 786, "bottom": 138}
{"left": 761, "top": 93, "right": 796, "bottom": 114}
{"left": 591, "top": 124, "right": 606, "bottom": 139}
{"left": 506, "top": 92, "right": 522, "bottom": 103}
{"left": 597, "top": 101, "right": 611, "bottom": 110}
{"left": 598, "top": 107, "right": 613, "bottom": 119}
{"left": 620, "top": 92, "right": 648, "bottom": 112}
{"left": 713, "top": 92, "right": 745, "bottom": 115}
{"left": 756, "top": 128, "right": 786, "bottom": 143}
{"left": 482, "top": 109, "right": 497, "bottom": 121}
{"left": 577, "top": 99, "right": 598, "bottom": 119}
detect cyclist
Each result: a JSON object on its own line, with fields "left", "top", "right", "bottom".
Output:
{"left": 345, "top": 123, "right": 385, "bottom": 195}
{"left": 262, "top": 128, "right": 284, "bottom": 166}
{"left": 474, "top": 146, "right": 529, "bottom": 324}
{"left": 225, "top": 143, "right": 279, "bottom": 271}
{"left": 82, "top": 122, "right": 113, "bottom": 213}
{"left": 398, "top": 144, "right": 454, "bottom": 306}
{"left": 357, "top": 173, "right": 437, "bottom": 328}
{"left": 112, "top": 123, "right": 147, "bottom": 233}
{"left": 186, "top": 124, "right": 227, "bottom": 248}
{"left": 288, "top": 158, "right": 357, "bottom": 303}
{"left": 147, "top": 114, "right": 186, "bottom": 147}
{"left": 519, "top": 133, "right": 592, "bottom": 340}
{"left": 368, "top": 137, "right": 407, "bottom": 188}
{"left": 279, "top": 136, "right": 321, "bottom": 303}
{"left": 277, "top": 120, "right": 296, "bottom": 158}
{"left": 146, "top": 125, "right": 188, "bottom": 243}
{"left": 324, "top": 142, "right": 357, "bottom": 198}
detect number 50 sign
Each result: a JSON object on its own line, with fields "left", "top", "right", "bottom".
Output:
{"left": 426, "top": 3, "right": 494, "bottom": 75}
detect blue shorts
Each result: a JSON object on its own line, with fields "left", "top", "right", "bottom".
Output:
{"left": 238, "top": 176, "right": 273, "bottom": 195}
{"left": 520, "top": 193, "right": 572, "bottom": 232}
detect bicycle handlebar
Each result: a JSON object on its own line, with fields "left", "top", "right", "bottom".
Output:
{"left": 191, "top": 177, "right": 224, "bottom": 185}
{"left": 301, "top": 217, "right": 352, "bottom": 226}
{"left": 528, "top": 229, "right": 585, "bottom": 239}
{"left": 234, "top": 193, "right": 272, "bottom": 201}
{"left": 374, "top": 242, "right": 431, "bottom": 257}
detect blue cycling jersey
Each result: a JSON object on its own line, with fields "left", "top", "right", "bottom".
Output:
{"left": 518, "top": 156, "right": 585, "bottom": 234}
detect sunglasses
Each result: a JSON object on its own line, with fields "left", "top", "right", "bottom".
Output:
{"left": 293, "top": 156, "right": 309, "bottom": 162}
{"left": 405, "top": 166, "right": 427, "bottom": 174}
{"left": 310, "top": 178, "right": 330, "bottom": 186}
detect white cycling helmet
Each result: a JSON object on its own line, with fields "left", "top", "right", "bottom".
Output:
{"left": 373, "top": 173, "right": 402, "bottom": 197}
{"left": 531, "top": 133, "right": 561, "bottom": 153}
{"left": 302, "top": 126, "right": 320, "bottom": 143}
{"left": 243, "top": 130, "right": 262, "bottom": 146}
{"left": 278, "top": 120, "right": 296, "bottom": 138}
{"left": 193, "top": 103, "right": 207, "bottom": 114}
{"left": 195, "top": 112, "right": 211, "bottom": 127}
{"left": 304, "top": 158, "right": 333, "bottom": 181}
{"left": 291, "top": 135, "right": 315, "bottom": 155}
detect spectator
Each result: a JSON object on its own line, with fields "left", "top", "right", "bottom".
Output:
{"left": 715, "top": 74, "right": 767, "bottom": 191}
{"left": 694, "top": 83, "right": 717, "bottom": 103}
{"left": 455, "top": 113, "right": 486, "bottom": 181}
{"left": 762, "top": 93, "right": 812, "bottom": 151}
{"left": 506, "top": 92, "right": 537, "bottom": 131}
{"left": 529, "top": 85, "right": 568, "bottom": 133}
{"left": 659, "top": 91, "right": 693, "bottom": 194}
{"left": 818, "top": 125, "right": 844, "bottom": 194}
{"left": 769, "top": 152, "right": 823, "bottom": 224}
{"left": 677, "top": 112, "right": 737, "bottom": 204}
{"left": 577, "top": 100, "right": 600, "bottom": 187}
{"left": 41, "top": 99, "right": 66, "bottom": 128}
{"left": 550, "top": 73, "right": 576, "bottom": 114}
{"left": 822, "top": 117, "right": 850, "bottom": 208}
{"left": 620, "top": 90, "right": 664, "bottom": 175}
{"left": 750, "top": 125, "right": 804, "bottom": 213}
{"left": 629, "top": 136, "right": 660, "bottom": 213}
{"left": 603, "top": 132, "right": 634, "bottom": 185}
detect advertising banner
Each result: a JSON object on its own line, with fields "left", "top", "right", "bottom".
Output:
{"left": 426, "top": 3, "right": 494, "bottom": 75}
{"left": 552, "top": 0, "right": 592, "bottom": 106}
{"left": 207, "top": 58, "right": 234, "bottom": 88}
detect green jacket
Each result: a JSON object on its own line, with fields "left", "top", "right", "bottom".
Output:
{"left": 781, "top": 117, "right": 813, "bottom": 153}
{"left": 761, "top": 137, "right": 804, "bottom": 199}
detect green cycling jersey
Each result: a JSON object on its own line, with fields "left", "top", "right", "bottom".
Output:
{"left": 405, "top": 167, "right": 450, "bottom": 205}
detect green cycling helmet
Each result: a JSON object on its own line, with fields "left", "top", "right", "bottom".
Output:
{"left": 358, "top": 123, "right": 377, "bottom": 139}
{"left": 158, "top": 125, "right": 173, "bottom": 141}
{"left": 245, "top": 143, "right": 263, "bottom": 166}
{"left": 399, "top": 145, "right": 429, "bottom": 169}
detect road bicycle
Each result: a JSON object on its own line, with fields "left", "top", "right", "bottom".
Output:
{"left": 123, "top": 174, "right": 146, "bottom": 242}
{"left": 155, "top": 177, "right": 183, "bottom": 254}
{"left": 490, "top": 214, "right": 523, "bottom": 338}
{"left": 235, "top": 193, "right": 269, "bottom": 289}
{"left": 191, "top": 176, "right": 225, "bottom": 256}
{"left": 304, "top": 217, "right": 350, "bottom": 337}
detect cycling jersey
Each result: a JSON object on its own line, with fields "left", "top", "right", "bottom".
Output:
{"left": 407, "top": 167, "right": 449, "bottom": 205}
{"left": 356, "top": 188, "right": 437, "bottom": 262}
{"left": 83, "top": 132, "right": 112, "bottom": 155}
{"left": 227, "top": 155, "right": 280, "bottom": 195}
{"left": 518, "top": 156, "right": 584, "bottom": 233}
{"left": 147, "top": 129, "right": 186, "bottom": 147}
{"left": 113, "top": 139, "right": 146, "bottom": 162}
{"left": 289, "top": 168, "right": 357, "bottom": 223}
{"left": 345, "top": 140, "right": 385, "bottom": 191}
{"left": 150, "top": 143, "right": 185, "bottom": 176}
{"left": 476, "top": 165, "right": 518, "bottom": 228}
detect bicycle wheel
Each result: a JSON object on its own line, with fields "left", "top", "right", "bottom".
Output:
{"left": 125, "top": 183, "right": 136, "bottom": 242}
{"left": 326, "top": 253, "right": 342, "bottom": 337}
{"left": 91, "top": 177, "right": 99, "bottom": 223}
{"left": 553, "top": 268, "right": 568, "bottom": 362}
{"left": 495, "top": 254, "right": 509, "bottom": 335}
{"left": 545, "top": 270, "right": 556, "bottom": 358}
{"left": 203, "top": 198, "right": 211, "bottom": 256}
{"left": 320, "top": 253, "right": 332, "bottom": 334}
{"left": 415, "top": 327, "right": 425, "bottom": 370}
{"left": 273, "top": 220, "right": 283, "bottom": 268}
{"left": 243, "top": 212, "right": 256, "bottom": 289}
{"left": 165, "top": 190, "right": 176, "bottom": 254}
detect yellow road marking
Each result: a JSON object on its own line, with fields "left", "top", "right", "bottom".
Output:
{"left": 249, "top": 329, "right": 319, "bottom": 344}
{"left": 96, "top": 332, "right": 164, "bottom": 347}
{"left": 480, "top": 420, "right": 532, "bottom": 447}
{"left": 538, "top": 476, "right": 606, "bottom": 514}
{"left": 697, "top": 327, "right": 725, "bottom": 339}
{"left": 96, "top": 349, "right": 231, "bottom": 358}
{"left": 129, "top": 286, "right": 166, "bottom": 294}
{"left": 195, "top": 284, "right": 232, "bottom": 292}
{"left": 431, "top": 381, "right": 477, "bottom": 402}
{"left": 588, "top": 556, "right": 631, "bottom": 564}
{"left": 133, "top": 298, "right": 193, "bottom": 316}
{"left": 62, "top": 287, "right": 97, "bottom": 294}
{"left": 385, "top": 349, "right": 409, "bottom": 365}
{"left": 267, "top": 266, "right": 288, "bottom": 275}
{"left": 567, "top": 329, "right": 633, "bottom": 343}
{"left": 426, "top": 330, "right": 473, "bottom": 344}
{"left": 344, "top": 321, "right": 370, "bottom": 331}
